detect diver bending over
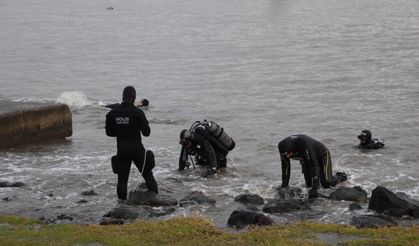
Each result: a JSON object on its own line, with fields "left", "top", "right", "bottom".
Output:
{"left": 278, "top": 134, "right": 346, "bottom": 198}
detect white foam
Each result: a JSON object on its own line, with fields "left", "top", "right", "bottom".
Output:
{"left": 57, "top": 91, "right": 92, "bottom": 108}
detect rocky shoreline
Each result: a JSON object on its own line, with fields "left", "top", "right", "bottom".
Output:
{"left": 3, "top": 179, "right": 418, "bottom": 229}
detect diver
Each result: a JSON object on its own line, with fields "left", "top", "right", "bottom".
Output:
{"left": 178, "top": 120, "right": 235, "bottom": 177}
{"left": 355, "top": 130, "right": 385, "bottom": 149}
{"left": 278, "top": 134, "right": 347, "bottom": 198}
{"left": 105, "top": 98, "right": 149, "bottom": 110}
{"left": 106, "top": 86, "right": 158, "bottom": 200}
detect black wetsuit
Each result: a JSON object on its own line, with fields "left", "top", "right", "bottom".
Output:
{"left": 356, "top": 139, "right": 385, "bottom": 149}
{"left": 278, "top": 135, "right": 336, "bottom": 190}
{"left": 106, "top": 101, "right": 158, "bottom": 200}
{"left": 179, "top": 127, "right": 228, "bottom": 170}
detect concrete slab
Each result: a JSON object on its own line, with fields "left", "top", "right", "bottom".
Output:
{"left": 0, "top": 100, "right": 72, "bottom": 148}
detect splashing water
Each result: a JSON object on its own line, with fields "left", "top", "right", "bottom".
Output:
{"left": 57, "top": 91, "right": 91, "bottom": 108}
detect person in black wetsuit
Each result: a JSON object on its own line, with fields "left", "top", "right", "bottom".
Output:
{"left": 278, "top": 134, "right": 346, "bottom": 198}
{"left": 355, "top": 129, "right": 385, "bottom": 149}
{"left": 105, "top": 86, "right": 158, "bottom": 200}
{"left": 105, "top": 98, "right": 149, "bottom": 110}
{"left": 178, "top": 124, "right": 229, "bottom": 177}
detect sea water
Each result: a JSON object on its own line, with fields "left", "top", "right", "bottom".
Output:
{"left": 1, "top": 0, "right": 419, "bottom": 226}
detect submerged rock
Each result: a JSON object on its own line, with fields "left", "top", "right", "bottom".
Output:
{"left": 127, "top": 185, "right": 178, "bottom": 206}
{"left": 81, "top": 190, "right": 98, "bottom": 196}
{"left": 350, "top": 215, "right": 397, "bottom": 228}
{"left": 262, "top": 199, "right": 311, "bottom": 213}
{"left": 227, "top": 210, "right": 273, "bottom": 229}
{"left": 349, "top": 203, "right": 363, "bottom": 211}
{"left": 368, "top": 186, "right": 419, "bottom": 218}
{"left": 234, "top": 193, "right": 264, "bottom": 205}
{"left": 0, "top": 181, "right": 25, "bottom": 187}
{"left": 180, "top": 191, "right": 215, "bottom": 205}
{"left": 329, "top": 186, "right": 368, "bottom": 203}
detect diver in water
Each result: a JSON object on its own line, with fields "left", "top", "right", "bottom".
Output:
{"left": 178, "top": 120, "right": 235, "bottom": 177}
{"left": 355, "top": 130, "right": 385, "bottom": 149}
{"left": 278, "top": 134, "right": 347, "bottom": 198}
{"left": 105, "top": 98, "right": 149, "bottom": 110}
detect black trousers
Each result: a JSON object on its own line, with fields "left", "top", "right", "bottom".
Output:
{"left": 117, "top": 150, "right": 158, "bottom": 200}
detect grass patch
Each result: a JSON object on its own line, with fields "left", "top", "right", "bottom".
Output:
{"left": 0, "top": 215, "right": 418, "bottom": 245}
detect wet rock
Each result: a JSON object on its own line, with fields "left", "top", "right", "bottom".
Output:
{"left": 103, "top": 207, "right": 139, "bottom": 220}
{"left": 100, "top": 217, "right": 124, "bottom": 225}
{"left": 234, "top": 193, "right": 264, "bottom": 205}
{"left": 349, "top": 203, "right": 362, "bottom": 211}
{"left": 277, "top": 187, "right": 304, "bottom": 200}
{"left": 180, "top": 191, "right": 215, "bottom": 205}
{"left": 329, "top": 186, "right": 368, "bottom": 203}
{"left": 39, "top": 217, "right": 56, "bottom": 224}
{"left": 262, "top": 199, "right": 311, "bottom": 213}
{"left": 350, "top": 215, "right": 397, "bottom": 228}
{"left": 56, "top": 214, "right": 73, "bottom": 221}
{"left": 127, "top": 184, "right": 178, "bottom": 206}
{"left": 0, "top": 181, "right": 25, "bottom": 187}
{"left": 81, "top": 190, "right": 98, "bottom": 196}
{"left": 179, "top": 201, "right": 198, "bottom": 207}
{"left": 227, "top": 210, "right": 273, "bottom": 229}
{"left": 127, "top": 190, "right": 178, "bottom": 206}
{"left": 368, "top": 186, "right": 419, "bottom": 218}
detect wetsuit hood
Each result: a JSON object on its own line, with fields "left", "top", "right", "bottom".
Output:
{"left": 358, "top": 130, "right": 372, "bottom": 145}
{"left": 122, "top": 86, "right": 136, "bottom": 103}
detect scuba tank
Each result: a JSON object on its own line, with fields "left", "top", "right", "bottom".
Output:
{"left": 205, "top": 120, "right": 235, "bottom": 151}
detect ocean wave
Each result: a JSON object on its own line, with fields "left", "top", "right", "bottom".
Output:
{"left": 57, "top": 91, "right": 92, "bottom": 108}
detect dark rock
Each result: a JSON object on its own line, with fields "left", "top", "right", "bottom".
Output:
{"left": 56, "top": 214, "right": 73, "bottom": 221}
{"left": 179, "top": 201, "right": 198, "bottom": 207}
{"left": 329, "top": 186, "right": 368, "bottom": 203}
{"left": 180, "top": 191, "right": 215, "bottom": 205}
{"left": 103, "top": 207, "right": 139, "bottom": 220}
{"left": 2, "top": 197, "right": 11, "bottom": 201}
{"left": 100, "top": 217, "right": 124, "bottom": 225}
{"left": 234, "top": 193, "right": 264, "bottom": 205}
{"left": 350, "top": 215, "right": 397, "bottom": 228}
{"left": 39, "top": 217, "right": 56, "bottom": 224}
{"left": 0, "top": 181, "right": 25, "bottom": 187}
{"left": 126, "top": 184, "right": 178, "bottom": 206}
{"left": 349, "top": 203, "right": 362, "bottom": 211}
{"left": 368, "top": 186, "right": 419, "bottom": 217}
{"left": 277, "top": 187, "right": 304, "bottom": 200}
{"left": 81, "top": 190, "right": 98, "bottom": 196}
{"left": 262, "top": 199, "right": 311, "bottom": 213}
{"left": 77, "top": 199, "right": 88, "bottom": 204}
{"left": 47, "top": 193, "right": 54, "bottom": 197}
{"left": 227, "top": 210, "right": 273, "bottom": 229}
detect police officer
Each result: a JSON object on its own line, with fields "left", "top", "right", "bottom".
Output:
{"left": 179, "top": 125, "right": 229, "bottom": 177}
{"left": 278, "top": 134, "right": 346, "bottom": 198}
{"left": 106, "top": 86, "right": 158, "bottom": 200}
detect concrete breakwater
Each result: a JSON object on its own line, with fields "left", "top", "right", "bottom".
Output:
{"left": 0, "top": 101, "right": 72, "bottom": 148}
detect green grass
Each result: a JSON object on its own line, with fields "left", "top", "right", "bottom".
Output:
{"left": 0, "top": 215, "right": 418, "bottom": 245}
